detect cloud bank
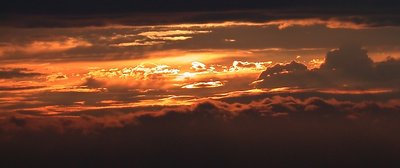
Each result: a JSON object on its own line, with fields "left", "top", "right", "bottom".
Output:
{"left": 1, "top": 92, "right": 400, "bottom": 167}
{"left": 256, "top": 45, "right": 400, "bottom": 89}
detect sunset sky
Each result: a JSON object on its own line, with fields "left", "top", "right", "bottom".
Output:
{"left": 1, "top": 0, "right": 400, "bottom": 167}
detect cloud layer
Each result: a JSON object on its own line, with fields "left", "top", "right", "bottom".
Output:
{"left": 0, "top": 67, "right": 42, "bottom": 79}
{"left": 1, "top": 92, "right": 400, "bottom": 167}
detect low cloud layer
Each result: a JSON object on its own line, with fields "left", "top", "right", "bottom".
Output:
{"left": 1, "top": 92, "right": 400, "bottom": 166}
{"left": 256, "top": 45, "right": 400, "bottom": 89}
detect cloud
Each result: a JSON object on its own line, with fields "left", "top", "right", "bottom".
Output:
{"left": 139, "top": 30, "right": 211, "bottom": 40}
{"left": 110, "top": 40, "right": 165, "bottom": 47}
{"left": 256, "top": 45, "right": 400, "bottom": 89}
{"left": 1, "top": 92, "right": 399, "bottom": 135}
{"left": 191, "top": 61, "right": 207, "bottom": 72}
{"left": 229, "top": 61, "right": 272, "bottom": 71}
{"left": 0, "top": 67, "right": 43, "bottom": 79}
{"left": 0, "top": 85, "right": 45, "bottom": 91}
{"left": 86, "top": 64, "right": 180, "bottom": 80}
{"left": 46, "top": 73, "right": 68, "bottom": 82}
{"left": 181, "top": 81, "right": 224, "bottom": 89}
{"left": 110, "top": 30, "right": 211, "bottom": 48}
{"left": 258, "top": 61, "right": 307, "bottom": 76}
{"left": 0, "top": 38, "right": 92, "bottom": 57}
{"left": 320, "top": 45, "right": 373, "bottom": 77}
{"left": 1, "top": 92, "right": 400, "bottom": 166}
{"left": 265, "top": 18, "right": 370, "bottom": 30}
{"left": 2, "top": 24, "right": 400, "bottom": 63}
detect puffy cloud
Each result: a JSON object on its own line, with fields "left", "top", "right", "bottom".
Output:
{"left": 191, "top": 61, "right": 207, "bottom": 72}
{"left": 182, "top": 81, "right": 224, "bottom": 89}
{"left": 256, "top": 45, "right": 400, "bottom": 89}
{"left": 1, "top": 93, "right": 399, "bottom": 135}
{"left": 320, "top": 45, "right": 373, "bottom": 78}
{"left": 230, "top": 61, "right": 272, "bottom": 71}
{"left": 86, "top": 64, "right": 180, "bottom": 80}
{"left": 258, "top": 61, "right": 307, "bottom": 77}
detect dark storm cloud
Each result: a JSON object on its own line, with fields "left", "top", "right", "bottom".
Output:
{"left": 0, "top": 67, "right": 43, "bottom": 79}
{"left": 1, "top": 94, "right": 400, "bottom": 167}
{"left": 256, "top": 45, "right": 400, "bottom": 89}
{"left": 1, "top": 0, "right": 400, "bottom": 27}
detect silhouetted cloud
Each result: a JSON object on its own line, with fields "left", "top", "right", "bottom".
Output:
{"left": 1, "top": 93, "right": 400, "bottom": 167}
{"left": 0, "top": 85, "right": 45, "bottom": 91}
{"left": 256, "top": 45, "right": 400, "bottom": 89}
{"left": 0, "top": 67, "right": 42, "bottom": 79}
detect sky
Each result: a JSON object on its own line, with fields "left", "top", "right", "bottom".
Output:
{"left": 1, "top": 0, "right": 400, "bottom": 167}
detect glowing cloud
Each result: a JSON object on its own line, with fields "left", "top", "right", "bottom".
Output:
{"left": 182, "top": 81, "right": 224, "bottom": 89}
{"left": 139, "top": 30, "right": 211, "bottom": 40}
{"left": 0, "top": 38, "right": 92, "bottom": 56}
{"left": 191, "top": 61, "right": 207, "bottom": 71}
{"left": 110, "top": 40, "right": 165, "bottom": 47}
{"left": 265, "top": 18, "right": 368, "bottom": 29}
{"left": 230, "top": 61, "right": 272, "bottom": 71}
{"left": 87, "top": 64, "right": 180, "bottom": 80}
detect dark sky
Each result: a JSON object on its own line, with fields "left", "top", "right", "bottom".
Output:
{"left": 2, "top": 0, "right": 400, "bottom": 27}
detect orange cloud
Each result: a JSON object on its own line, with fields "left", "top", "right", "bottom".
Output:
{"left": 110, "top": 40, "right": 165, "bottom": 47}
{"left": 86, "top": 63, "right": 180, "bottom": 80}
{"left": 230, "top": 61, "right": 272, "bottom": 71}
{"left": 265, "top": 18, "right": 368, "bottom": 29}
{"left": 46, "top": 73, "right": 68, "bottom": 82}
{"left": 181, "top": 81, "right": 224, "bottom": 89}
{"left": 139, "top": 30, "right": 211, "bottom": 39}
{"left": 0, "top": 38, "right": 92, "bottom": 56}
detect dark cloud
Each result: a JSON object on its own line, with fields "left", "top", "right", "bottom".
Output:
{"left": 0, "top": 85, "right": 45, "bottom": 91}
{"left": 1, "top": 95, "right": 400, "bottom": 167}
{"left": 259, "top": 60, "right": 307, "bottom": 76}
{"left": 320, "top": 45, "right": 374, "bottom": 78}
{"left": 2, "top": 25, "right": 400, "bottom": 63}
{"left": 0, "top": 67, "right": 42, "bottom": 79}
{"left": 1, "top": 0, "right": 399, "bottom": 27}
{"left": 256, "top": 45, "right": 400, "bottom": 89}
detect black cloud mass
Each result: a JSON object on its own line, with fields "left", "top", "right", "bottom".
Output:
{"left": 256, "top": 45, "right": 400, "bottom": 89}
{"left": 1, "top": 92, "right": 400, "bottom": 167}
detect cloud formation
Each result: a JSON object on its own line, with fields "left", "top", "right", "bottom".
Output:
{"left": 0, "top": 67, "right": 43, "bottom": 79}
{"left": 256, "top": 45, "right": 400, "bottom": 89}
{"left": 0, "top": 38, "right": 92, "bottom": 57}
{"left": 1, "top": 92, "right": 400, "bottom": 167}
